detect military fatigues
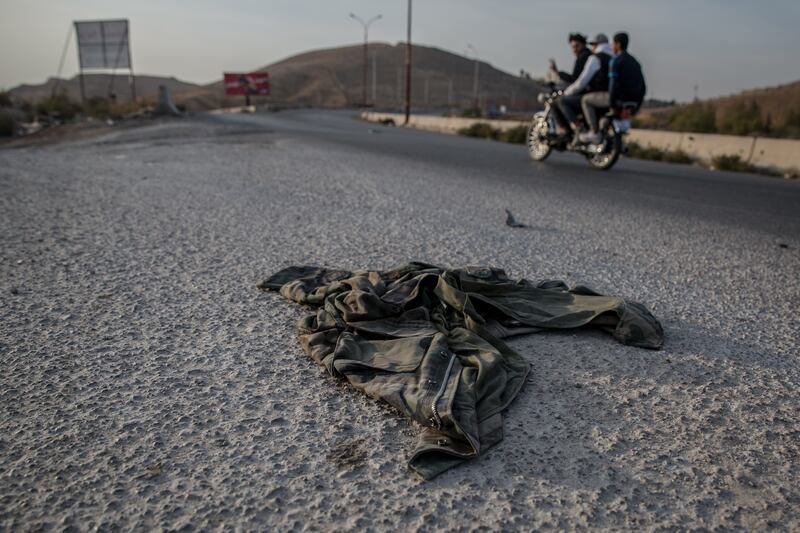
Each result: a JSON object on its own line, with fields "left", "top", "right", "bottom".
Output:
{"left": 259, "top": 262, "right": 663, "bottom": 479}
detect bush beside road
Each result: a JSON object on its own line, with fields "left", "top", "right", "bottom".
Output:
{"left": 458, "top": 122, "right": 528, "bottom": 144}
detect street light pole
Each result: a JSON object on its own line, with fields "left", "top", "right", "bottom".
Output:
{"left": 350, "top": 13, "right": 382, "bottom": 107}
{"left": 404, "top": 0, "right": 412, "bottom": 125}
{"left": 467, "top": 43, "right": 480, "bottom": 110}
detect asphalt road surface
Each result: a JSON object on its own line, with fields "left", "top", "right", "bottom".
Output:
{"left": 2, "top": 110, "right": 799, "bottom": 530}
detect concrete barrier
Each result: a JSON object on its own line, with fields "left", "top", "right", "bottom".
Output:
{"left": 361, "top": 112, "right": 800, "bottom": 174}
{"left": 626, "top": 129, "right": 684, "bottom": 153}
{"left": 680, "top": 133, "right": 756, "bottom": 163}
{"left": 750, "top": 137, "right": 800, "bottom": 172}
{"left": 209, "top": 105, "right": 256, "bottom": 114}
{"left": 361, "top": 112, "right": 528, "bottom": 135}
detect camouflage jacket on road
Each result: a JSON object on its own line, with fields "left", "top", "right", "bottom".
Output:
{"left": 258, "top": 262, "right": 663, "bottom": 479}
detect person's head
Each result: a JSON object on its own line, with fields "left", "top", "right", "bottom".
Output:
{"left": 588, "top": 33, "right": 609, "bottom": 52}
{"left": 568, "top": 33, "right": 587, "bottom": 56}
{"left": 613, "top": 32, "right": 629, "bottom": 55}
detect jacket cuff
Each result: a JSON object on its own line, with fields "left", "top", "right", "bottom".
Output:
{"left": 407, "top": 426, "right": 477, "bottom": 480}
{"left": 407, "top": 412, "right": 505, "bottom": 479}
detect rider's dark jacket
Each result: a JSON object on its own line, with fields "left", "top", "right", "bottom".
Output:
{"left": 609, "top": 50, "right": 646, "bottom": 107}
{"left": 558, "top": 48, "right": 592, "bottom": 84}
{"left": 587, "top": 52, "right": 611, "bottom": 92}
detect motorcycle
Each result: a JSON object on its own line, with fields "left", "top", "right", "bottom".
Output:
{"left": 526, "top": 83, "right": 635, "bottom": 170}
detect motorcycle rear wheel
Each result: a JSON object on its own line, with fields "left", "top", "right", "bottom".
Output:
{"left": 527, "top": 117, "right": 552, "bottom": 161}
{"left": 586, "top": 123, "right": 622, "bottom": 170}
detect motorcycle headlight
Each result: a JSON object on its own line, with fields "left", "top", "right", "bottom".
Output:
{"left": 537, "top": 93, "right": 547, "bottom": 104}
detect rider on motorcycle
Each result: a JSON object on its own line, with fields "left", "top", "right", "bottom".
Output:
{"left": 557, "top": 33, "right": 613, "bottom": 138}
{"left": 579, "top": 32, "right": 646, "bottom": 143}
{"left": 609, "top": 33, "right": 646, "bottom": 114}
{"left": 548, "top": 33, "right": 591, "bottom": 133}
{"left": 549, "top": 33, "right": 591, "bottom": 84}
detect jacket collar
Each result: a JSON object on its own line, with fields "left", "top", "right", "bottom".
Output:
{"left": 593, "top": 42, "right": 612, "bottom": 56}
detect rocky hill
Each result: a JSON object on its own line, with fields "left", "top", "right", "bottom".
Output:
{"left": 200, "top": 42, "right": 544, "bottom": 110}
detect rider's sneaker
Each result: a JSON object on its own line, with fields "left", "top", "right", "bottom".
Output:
{"left": 578, "top": 131, "right": 602, "bottom": 144}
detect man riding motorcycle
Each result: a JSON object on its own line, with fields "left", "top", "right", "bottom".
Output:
{"left": 579, "top": 32, "right": 646, "bottom": 143}
{"left": 549, "top": 32, "right": 591, "bottom": 84}
{"left": 556, "top": 33, "right": 613, "bottom": 138}
{"left": 609, "top": 33, "right": 646, "bottom": 116}
{"left": 547, "top": 33, "right": 591, "bottom": 133}
{"left": 527, "top": 31, "right": 641, "bottom": 170}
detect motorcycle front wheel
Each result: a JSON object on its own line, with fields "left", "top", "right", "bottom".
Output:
{"left": 586, "top": 123, "right": 622, "bottom": 170}
{"left": 527, "top": 117, "right": 552, "bottom": 161}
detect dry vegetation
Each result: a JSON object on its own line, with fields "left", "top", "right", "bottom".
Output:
{"left": 636, "top": 80, "right": 800, "bottom": 138}
{"left": 457, "top": 122, "right": 528, "bottom": 143}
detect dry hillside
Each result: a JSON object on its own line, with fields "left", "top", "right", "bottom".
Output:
{"left": 711, "top": 80, "right": 800, "bottom": 122}
{"left": 637, "top": 80, "right": 800, "bottom": 136}
{"left": 8, "top": 75, "right": 201, "bottom": 104}
{"left": 196, "top": 42, "right": 544, "bottom": 110}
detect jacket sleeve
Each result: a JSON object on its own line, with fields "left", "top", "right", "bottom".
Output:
{"left": 557, "top": 70, "right": 574, "bottom": 83}
{"left": 257, "top": 266, "right": 353, "bottom": 305}
{"left": 564, "top": 55, "right": 599, "bottom": 96}
{"left": 638, "top": 63, "right": 647, "bottom": 105}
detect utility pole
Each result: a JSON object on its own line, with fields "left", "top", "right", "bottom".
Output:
{"left": 467, "top": 43, "right": 480, "bottom": 111}
{"left": 350, "top": 13, "right": 382, "bottom": 107}
{"left": 404, "top": 0, "right": 412, "bottom": 124}
{"left": 397, "top": 67, "right": 402, "bottom": 106}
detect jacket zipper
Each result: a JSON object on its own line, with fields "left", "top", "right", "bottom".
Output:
{"left": 430, "top": 351, "right": 456, "bottom": 430}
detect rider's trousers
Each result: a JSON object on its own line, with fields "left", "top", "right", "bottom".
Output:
{"left": 582, "top": 91, "right": 610, "bottom": 133}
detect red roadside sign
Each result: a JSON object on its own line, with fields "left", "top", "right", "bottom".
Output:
{"left": 224, "top": 72, "right": 270, "bottom": 96}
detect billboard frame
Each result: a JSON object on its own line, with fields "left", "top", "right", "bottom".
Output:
{"left": 73, "top": 19, "right": 137, "bottom": 103}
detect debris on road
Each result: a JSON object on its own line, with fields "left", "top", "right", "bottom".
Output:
{"left": 505, "top": 209, "right": 529, "bottom": 228}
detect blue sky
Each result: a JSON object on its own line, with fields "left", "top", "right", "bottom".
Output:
{"left": 2, "top": 0, "right": 799, "bottom": 101}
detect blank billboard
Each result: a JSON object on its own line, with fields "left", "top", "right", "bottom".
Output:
{"left": 74, "top": 19, "right": 131, "bottom": 69}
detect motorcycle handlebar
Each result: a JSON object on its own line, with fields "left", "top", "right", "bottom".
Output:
{"left": 538, "top": 89, "right": 563, "bottom": 104}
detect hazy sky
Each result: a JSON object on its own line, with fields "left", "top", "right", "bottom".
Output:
{"left": 2, "top": 0, "right": 799, "bottom": 101}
